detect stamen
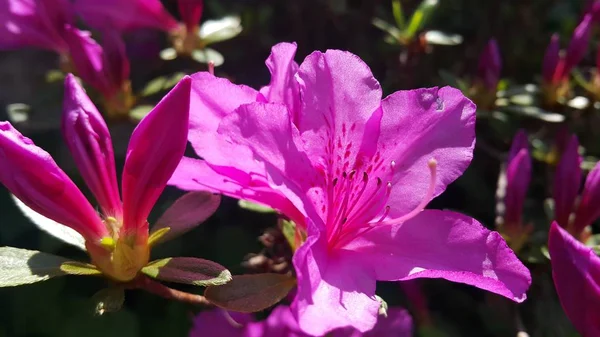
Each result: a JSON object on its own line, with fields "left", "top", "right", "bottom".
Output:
{"left": 381, "top": 158, "right": 437, "bottom": 226}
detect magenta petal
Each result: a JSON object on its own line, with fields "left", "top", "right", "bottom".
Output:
{"left": 259, "top": 42, "right": 301, "bottom": 123}
{"left": 291, "top": 225, "right": 379, "bottom": 335}
{"left": 379, "top": 87, "right": 476, "bottom": 218}
{"left": 504, "top": 149, "right": 531, "bottom": 225}
{"left": 122, "top": 77, "right": 191, "bottom": 234}
{"left": 73, "top": 0, "right": 178, "bottom": 32}
{"left": 62, "top": 74, "right": 122, "bottom": 217}
{"left": 178, "top": 0, "right": 204, "bottom": 32}
{"left": 100, "top": 29, "right": 130, "bottom": 98}
{"left": 508, "top": 129, "right": 529, "bottom": 162}
{"left": 0, "top": 0, "right": 70, "bottom": 52}
{"left": 564, "top": 14, "right": 592, "bottom": 77}
{"left": 190, "top": 309, "right": 253, "bottom": 337}
{"left": 343, "top": 210, "right": 531, "bottom": 302}
{"left": 543, "top": 34, "right": 561, "bottom": 83}
{"left": 0, "top": 122, "right": 107, "bottom": 240}
{"left": 477, "top": 38, "right": 502, "bottom": 91}
{"left": 553, "top": 135, "right": 581, "bottom": 228}
{"left": 548, "top": 222, "right": 600, "bottom": 337}
{"left": 331, "top": 307, "right": 413, "bottom": 337}
{"left": 574, "top": 161, "right": 600, "bottom": 233}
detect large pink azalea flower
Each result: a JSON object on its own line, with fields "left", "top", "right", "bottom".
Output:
{"left": 170, "top": 42, "right": 531, "bottom": 335}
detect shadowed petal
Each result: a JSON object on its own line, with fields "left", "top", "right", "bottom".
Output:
{"left": 563, "top": 14, "right": 592, "bottom": 77}
{"left": 62, "top": 74, "right": 121, "bottom": 217}
{"left": 548, "top": 222, "right": 600, "bottom": 337}
{"left": 573, "top": 162, "right": 600, "bottom": 234}
{"left": 73, "top": 0, "right": 178, "bottom": 32}
{"left": 504, "top": 149, "right": 531, "bottom": 226}
{"left": 190, "top": 309, "right": 253, "bottom": 337}
{"left": 178, "top": 0, "right": 203, "bottom": 32}
{"left": 542, "top": 34, "right": 561, "bottom": 83}
{"left": 343, "top": 210, "right": 531, "bottom": 302}
{"left": 553, "top": 135, "right": 581, "bottom": 228}
{"left": 0, "top": 122, "right": 107, "bottom": 241}
{"left": 121, "top": 77, "right": 191, "bottom": 235}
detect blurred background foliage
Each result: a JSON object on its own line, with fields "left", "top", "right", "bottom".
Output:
{"left": 0, "top": 0, "right": 594, "bottom": 336}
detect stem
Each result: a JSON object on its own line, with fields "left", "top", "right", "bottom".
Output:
{"left": 129, "top": 276, "right": 212, "bottom": 306}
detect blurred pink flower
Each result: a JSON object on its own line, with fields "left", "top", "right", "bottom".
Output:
{"left": 476, "top": 38, "right": 501, "bottom": 92}
{"left": 543, "top": 15, "right": 593, "bottom": 85}
{"left": 504, "top": 130, "right": 531, "bottom": 228}
{"left": 73, "top": 0, "right": 178, "bottom": 32}
{"left": 0, "top": 74, "right": 194, "bottom": 281}
{"left": 0, "top": 0, "right": 72, "bottom": 53}
{"left": 170, "top": 42, "right": 532, "bottom": 335}
{"left": 548, "top": 222, "right": 600, "bottom": 337}
{"left": 190, "top": 305, "right": 412, "bottom": 337}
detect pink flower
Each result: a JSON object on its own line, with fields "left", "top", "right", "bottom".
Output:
{"left": 0, "top": 0, "right": 72, "bottom": 53}
{"left": 62, "top": 27, "right": 133, "bottom": 116}
{"left": 73, "top": 0, "right": 178, "bottom": 32}
{"left": 476, "top": 38, "right": 501, "bottom": 92}
{"left": 0, "top": 74, "right": 226, "bottom": 284}
{"left": 178, "top": 0, "right": 204, "bottom": 33}
{"left": 189, "top": 305, "right": 412, "bottom": 337}
{"left": 170, "top": 42, "right": 531, "bottom": 335}
{"left": 548, "top": 222, "right": 600, "bottom": 337}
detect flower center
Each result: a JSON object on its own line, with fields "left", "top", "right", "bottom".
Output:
{"left": 327, "top": 158, "right": 438, "bottom": 249}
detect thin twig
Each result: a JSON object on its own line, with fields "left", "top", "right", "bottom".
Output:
{"left": 129, "top": 276, "right": 212, "bottom": 306}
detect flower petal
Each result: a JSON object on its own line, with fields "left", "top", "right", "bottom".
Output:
{"left": 553, "top": 135, "right": 581, "bottom": 227}
{"left": 121, "top": 76, "right": 191, "bottom": 234}
{"left": 563, "top": 14, "right": 592, "bottom": 77}
{"left": 0, "top": 121, "right": 107, "bottom": 240}
{"left": 259, "top": 42, "right": 301, "bottom": 123}
{"left": 151, "top": 191, "right": 220, "bottom": 244}
{"left": 573, "top": 161, "right": 600, "bottom": 234}
{"left": 62, "top": 73, "right": 122, "bottom": 217}
{"left": 379, "top": 87, "right": 476, "bottom": 218}
{"left": 343, "top": 210, "right": 531, "bottom": 302}
{"left": 177, "top": 0, "right": 203, "bottom": 32}
{"left": 331, "top": 307, "right": 414, "bottom": 337}
{"left": 548, "top": 222, "right": 600, "bottom": 337}
{"left": 11, "top": 194, "right": 86, "bottom": 250}
{"left": 542, "top": 34, "right": 561, "bottom": 83}
{"left": 190, "top": 309, "right": 253, "bottom": 337}
{"left": 291, "top": 226, "right": 380, "bottom": 335}
{"left": 504, "top": 148, "right": 531, "bottom": 226}
{"left": 508, "top": 129, "right": 528, "bottom": 162}
{"left": 73, "top": 0, "right": 178, "bottom": 32}
{"left": 168, "top": 157, "right": 304, "bottom": 224}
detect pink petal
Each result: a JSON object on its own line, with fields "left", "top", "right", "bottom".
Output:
{"left": 73, "top": 0, "right": 178, "bottom": 32}
{"left": 548, "top": 222, "right": 600, "bottom": 337}
{"left": 190, "top": 309, "right": 253, "bottom": 337}
{"left": 259, "top": 42, "right": 301, "bottom": 123}
{"left": 152, "top": 191, "right": 220, "bottom": 243}
{"left": 504, "top": 149, "right": 531, "bottom": 226}
{"left": 62, "top": 74, "right": 122, "bottom": 217}
{"left": 563, "top": 14, "right": 592, "bottom": 77}
{"left": 553, "top": 135, "right": 581, "bottom": 227}
{"left": 99, "top": 29, "right": 130, "bottom": 98}
{"left": 178, "top": 0, "right": 204, "bottom": 32}
{"left": 217, "top": 102, "right": 323, "bottom": 226}
{"left": 291, "top": 224, "right": 380, "bottom": 335}
{"left": 542, "top": 34, "right": 561, "bottom": 83}
{"left": 121, "top": 77, "right": 191, "bottom": 235}
{"left": 343, "top": 210, "right": 531, "bottom": 302}
{"left": 573, "top": 161, "right": 600, "bottom": 233}
{"left": 508, "top": 129, "right": 528, "bottom": 162}
{"left": 295, "top": 49, "right": 383, "bottom": 178}
{"left": 168, "top": 158, "right": 305, "bottom": 225}
{"left": 63, "top": 26, "right": 113, "bottom": 97}
{"left": 0, "top": 121, "right": 107, "bottom": 241}
{"left": 331, "top": 307, "right": 413, "bottom": 337}
{"left": 0, "top": 0, "right": 71, "bottom": 52}
{"left": 379, "top": 87, "right": 476, "bottom": 218}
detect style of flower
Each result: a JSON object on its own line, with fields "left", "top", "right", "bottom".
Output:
{"left": 169, "top": 42, "right": 532, "bottom": 335}
{"left": 73, "top": 0, "right": 241, "bottom": 64}
{"left": 496, "top": 130, "right": 532, "bottom": 252}
{"left": 548, "top": 222, "right": 600, "bottom": 337}
{"left": 542, "top": 14, "right": 592, "bottom": 105}
{"left": 189, "top": 305, "right": 413, "bottom": 337}
{"left": 0, "top": 74, "right": 230, "bottom": 307}
{"left": 552, "top": 134, "right": 600, "bottom": 242}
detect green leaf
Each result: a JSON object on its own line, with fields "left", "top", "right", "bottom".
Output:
{"left": 60, "top": 261, "right": 102, "bottom": 276}
{"left": 280, "top": 219, "right": 299, "bottom": 252}
{"left": 0, "top": 247, "right": 70, "bottom": 287}
{"left": 199, "top": 16, "right": 243, "bottom": 45}
{"left": 204, "top": 273, "right": 296, "bottom": 313}
{"left": 391, "top": 0, "right": 405, "bottom": 30}
{"left": 238, "top": 200, "right": 275, "bottom": 213}
{"left": 405, "top": 0, "right": 439, "bottom": 39}
{"left": 92, "top": 287, "right": 125, "bottom": 315}
{"left": 372, "top": 17, "right": 403, "bottom": 43}
{"left": 128, "top": 105, "right": 154, "bottom": 122}
{"left": 191, "top": 48, "right": 225, "bottom": 67}
{"left": 141, "top": 257, "right": 232, "bottom": 286}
